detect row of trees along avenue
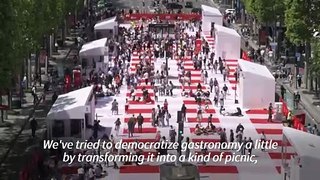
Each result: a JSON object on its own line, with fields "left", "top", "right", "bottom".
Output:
{"left": 242, "top": 0, "right": 320, "bottom": 96}
{"left": 0, "top": 0, "right": 84, "bottom": 121}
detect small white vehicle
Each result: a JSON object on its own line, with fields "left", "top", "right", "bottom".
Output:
{"left": 225, "top": 9, "right": 235, "bottom": 15}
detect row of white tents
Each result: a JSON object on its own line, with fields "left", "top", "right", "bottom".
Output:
{"left": 47, "top": 7, "right": 320, "bottom": 179}
{"left": 201, "top": 6, "right": 320, "bottom": 180}
{"left": 201, "top": 5, "right": 241, "bottom": 61}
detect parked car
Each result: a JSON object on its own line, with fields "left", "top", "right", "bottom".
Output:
{"left": 166, "top": 3, "right": 183, "bottom": 9}
{"left": 185, "top": 1, "right": 193, "bottom": 8}
{"left": 225, "top": 9, "right": 235, "bottom": 14}
{"left": 191, "top": 8, "right": 201, "bottom": 14}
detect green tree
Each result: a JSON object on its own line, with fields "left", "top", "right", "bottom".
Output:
{"left": 243, "top": 0, "right": 285, "bottom": 24}
{"left": 284, "top": 0, "right": 311, "bottom": 44}
{"left": 311, "top": 39, "right": 320, "bottom": 95}
{"left": 242, "top": 0, "right": 257, "bottom": 16}
{"left": 284, "top": 0, "right": 319, "bottom": 90}
{"left": 0, "top": 0, "right": 24, "bottom": 91}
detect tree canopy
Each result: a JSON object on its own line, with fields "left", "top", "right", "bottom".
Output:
{"left": 284, "top": 0, "right": 312, "bottom": 45}
{"left": 0, "top": 0, "right": 82, "bottom": 92}
{"left": 242, "top": 0, "right": 285, "bottom": 24}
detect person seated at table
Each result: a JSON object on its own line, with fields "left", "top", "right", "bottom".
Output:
{"left": 120, "top": 149, "right": 132, "bottom": 165}
{"left": 131, "top": 91, "right": 136, "bottom": 101}
{"left": 206, "top": 122, "right": 216, "bottom": 133}
{"left": 189, "top": 90, "right": 195, "bottom": 97}
{"left": 143, "top": 89, "right": 149, "bottom": 100}
{"left": 195, "top": 96, "right": 202, "bottom": 104}
{"left": 216, "top": 127, "right": 223, "bottom": 134}
{"left": 196, "top": 90, "right": 202, "bottom": 97}
{"left": 194, "top": 124, "right": 203, "bottom": 135}
{"left": 145, "top": 94, "right": 153, "bottom": 103}
{"left": 203, "top": 91, "right": 210, "bottom": 98}
{"left": 197, "top": 83, "right": 202, "bottom": 91}
{"left": 197, "top": 106, "right": 203, "bottom": 125}
{"left": 181, "top": 89, "right": 189, "bottom": 97}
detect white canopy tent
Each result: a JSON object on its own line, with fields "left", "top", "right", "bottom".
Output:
{"left": 201, "top": 5, "right": 223, "bottom": 32}
{"left": 46, "top": 86, "right": 95, "bottom": 139}
{"left": 238, "top": 59, "right": 275, "bottom": 109}
{"left": 79, "top": 38, "right": 108, "bottom": 57}
{"left": 94, "top": 16, "right": 118, "bottom": 37}
{"left": 214, "top": 24, "right": 241, "bottom": 60}
{"left": 282, "top": 127, "right": 320, "bottom": 180}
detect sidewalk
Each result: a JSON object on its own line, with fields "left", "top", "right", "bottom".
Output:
{"left": 230, "top": 22, "right": 320, "bottom": 125}
{"left": 0, "top": 37, "right": 76, "bottom": 179}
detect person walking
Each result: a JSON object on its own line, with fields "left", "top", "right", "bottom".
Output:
{"left": 163, "top": 99, "right": 168, "bottom": 114}
{"left": 31, "top": 85, "right": 38, "bottom": 105}
{"left": 219, "top": 92, "right": 224, "bottom": 114}
{"left": 165, "top": 112, "right": 171, "bottom": 126}
{"left": 128, "top": 115, "right": 136, "bottom": 138}
{"left": 223, "top": 69, "right": 227, "bottom": 82}
{"left": 111, "top": 99, "right": 119, "bottom": 115}
{"left": 169, "top": 81, "right": 174, "bottom": 96}
{"left": 222, "top": 84, "right": 228, "bottom": 99}
{"left": 219, "top": 128, "right": 227, "bottom": 149}
{"left": 30, "top": 118, "right": 38, "bottom": 138}
{"left": 230, "top": 129, "right": 234, "bottom": 142}
{"left": 247, "top": 137, "right": 254, "bottom": 155}
{"left": 241, "top": 137, "right": 247, "bottom": 155}
{"left": 151, "top": 108, "right": 156, "bottom": 127}
{"left": 114, "top": 118, "right": 121, "bottom": 136}
{"left": 297, "top": 74, "right": 302, "bottom": 88}
{"left": 159, "top": 107, "right": 165, "bottom": 127}
{"left": 209, "top": 78, "right": 214, "bottom": 93}
{"left": 204, "top": 70, "right": 208, "bottom": 84}
{"left": 137, "top": 113, "right": 144, "bottom": 133}
{"left": 268, "top": 103, "right": 273, "bottom": 122}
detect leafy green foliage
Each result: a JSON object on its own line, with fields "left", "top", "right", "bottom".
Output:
{"left": 0, "top": 0, "right": 84, "bottom": 92}
{"left": 0, "top": 0, "right": 20, "bottom": 89}
{"left": 311, "top": 40, "right": 320, "bottom": 75}
{"left": 284, "top": 0, "right": 311, "bottom": 44}
{"left": 242, "top": 0, "right": 285, "bottom": 24}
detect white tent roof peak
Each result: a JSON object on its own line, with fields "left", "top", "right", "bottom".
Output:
{"left": 215, "top": 24, "right": 240, "bottom": 37}
{"left": 283, "top": 127, "right": 320, "bottom": 160}
{"left": 79, "top": 38, "right": 107, "bottom": 57}
{"left": 201, "top": 5, "right": 222, "bottom": 16}
{"left": 238, "top": 59, "right": 274, "bottom": 80}
{"left": 47, "top": 86, "right": 94, "bottom": 120}
{"left": 94, "top": 16, "right": 117, "bottom": 30}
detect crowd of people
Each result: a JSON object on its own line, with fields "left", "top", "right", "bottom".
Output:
{"left": 34, "top": 8, "right": 317, "bottom": 180}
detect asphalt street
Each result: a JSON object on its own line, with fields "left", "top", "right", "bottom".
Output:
{"left": 110, "top": 0, "right": 215, "bottom": 13}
